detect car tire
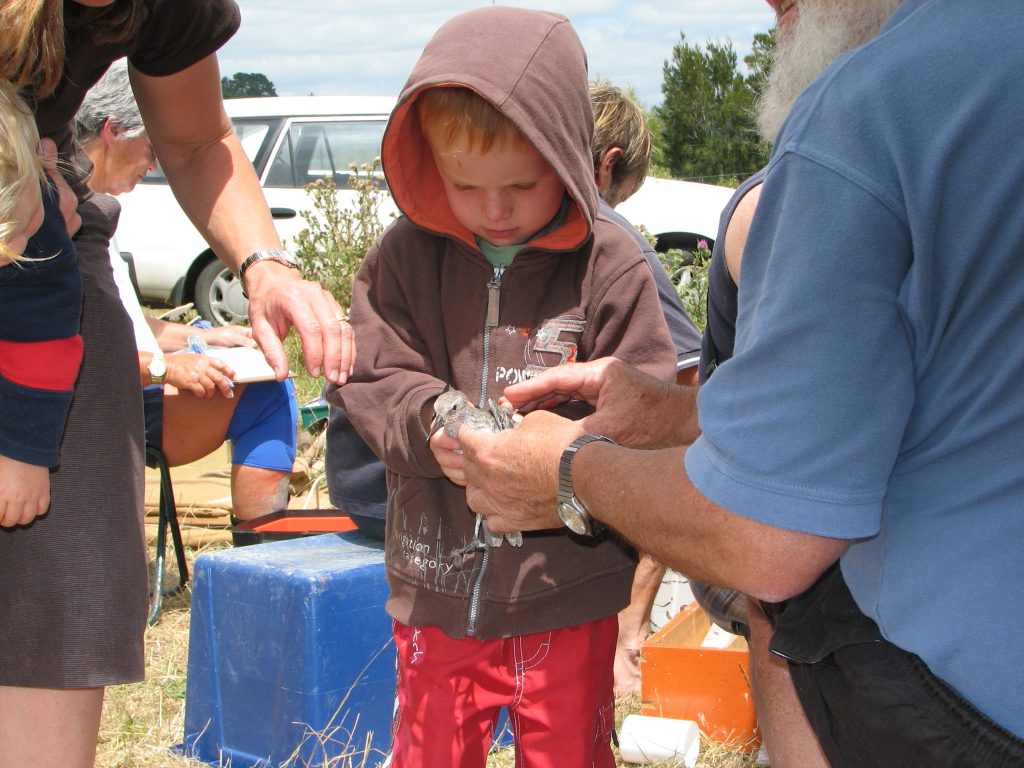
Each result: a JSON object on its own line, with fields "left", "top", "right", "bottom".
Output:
{"left": 653, "top": 233, "right": 717, "bottom": 268}
{"left": 194, "top": 259, "right": 249, "bottom": 326}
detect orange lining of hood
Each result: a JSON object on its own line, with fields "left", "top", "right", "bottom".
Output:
{"left": 382, "top": 92, "right": 590, "bottom": 253}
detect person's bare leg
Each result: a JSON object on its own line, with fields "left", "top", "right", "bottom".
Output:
{"left": 747, "top": 598, "right": 829, "bottom": 768}
{"left": 159, "top": 383, "right": 242, "bottom": 466}
{"left": 0, "top": 686, "right": 104, "bottom": 768}
{"left": 614, "top": 555, "right": 666, "bottom": 696}
{"left": 160, "top": 384, "right": 292, "bottom": 522}
{"left": 229, "top": 464, "right": 291, "bottom": 521}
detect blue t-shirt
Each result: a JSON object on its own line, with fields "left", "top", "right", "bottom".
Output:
{"left": 686, "top": 0, "right": 1024, "bottom": 735}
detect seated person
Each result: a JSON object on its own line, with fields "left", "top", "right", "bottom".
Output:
{"left": 77, "top": 59, "right": 297, "bottom": 527}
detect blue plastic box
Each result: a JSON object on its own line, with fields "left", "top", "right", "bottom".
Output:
{"left": 181, "top": 532, "right": 393, "bottom": 767}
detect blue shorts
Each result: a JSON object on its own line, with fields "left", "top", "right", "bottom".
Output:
{"left": 225, "top": 378, "right": 297, "bottom": 472}
{"left": 143, "top": 379, "right": 296, "bottom": 472}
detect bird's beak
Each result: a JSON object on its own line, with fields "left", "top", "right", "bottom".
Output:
{"left": 427, "top": 414, "right": 444, "bottom": 443}
{"left": 427, "top": 384, "right": 452, "bottom": 443}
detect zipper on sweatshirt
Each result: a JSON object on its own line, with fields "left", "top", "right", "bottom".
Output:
{"left": 466, "top": 515, "right": 490, "bottom": 637}
{"left": 478, "top": 265, "right": 505, "bottom": 404}
{"left": 467, "top": 264, "right": 505, "bottom": 637}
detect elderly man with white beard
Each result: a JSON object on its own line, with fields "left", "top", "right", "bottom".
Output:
{"left": 457, "top": 1, "right": 1024, "bottom": 766}
{"left": 688, "top": 1, "right": 899, "bottom": 765}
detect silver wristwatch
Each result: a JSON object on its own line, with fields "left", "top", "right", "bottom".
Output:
{"left": 147, "top": 350, "right": 166, "bottom": 385}
{"left": 238, "top": 249, "right": 299, "bottom": 297}
{"left": 556, "top": 433, "right": 614, "bottom": 536}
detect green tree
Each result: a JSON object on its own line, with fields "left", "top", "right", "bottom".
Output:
{"left": 221, "top": 72, "right": 277, "bottom": 99}
{"left": 745, "top": 28, "right": 777, "bottom": 102}
{"left": 655, "top": 34, "right": 769, "bottom": 181}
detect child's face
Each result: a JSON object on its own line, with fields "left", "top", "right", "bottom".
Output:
{"left": 5, "top": 186, "right": 44, "bottom": 258}
{"left": 425, "top": 128, "right": 565, "bottom": 247}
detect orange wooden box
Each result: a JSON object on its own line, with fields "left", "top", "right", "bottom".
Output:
{"left": 640, "top": 601, "right": 759, "bottom": 751}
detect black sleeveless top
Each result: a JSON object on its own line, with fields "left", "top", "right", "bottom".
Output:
{"left": 699, "top": 168, "right": 767, "bottom": 383}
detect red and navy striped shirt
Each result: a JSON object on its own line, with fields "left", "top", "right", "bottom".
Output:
{"left": 0, "top": 183, "right": 82, "bottom": 467}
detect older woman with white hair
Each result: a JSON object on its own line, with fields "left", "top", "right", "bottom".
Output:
{"left": 75, "top": 59, "right": 156, "bottom": 194}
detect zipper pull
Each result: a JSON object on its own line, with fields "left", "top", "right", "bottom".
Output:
{"left": 449, "top": 538, "right": 485, "bottom": 569}
{"left": 485, "top": 266, "right": 504, "bottom": 328}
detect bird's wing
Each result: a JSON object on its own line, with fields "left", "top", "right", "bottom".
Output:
{"left": 487, "top": 399, "right": 517, "bottom": 431}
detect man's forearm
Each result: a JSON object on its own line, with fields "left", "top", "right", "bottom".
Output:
{"left": 571, "top": 442, "right": 846, "bottom": 602}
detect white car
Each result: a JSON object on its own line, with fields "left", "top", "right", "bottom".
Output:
{"left": 615, "top": 175, "right": 733, "bottom": 255}
{"left": 116, "top": 95, "right": 397, "bottom": 325}
{"left": 116, "top": 95, "right": 732, "bottom": 324}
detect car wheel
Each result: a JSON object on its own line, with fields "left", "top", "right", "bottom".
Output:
{"left": 194, "top": 260, "right": 249, "bottom": 326}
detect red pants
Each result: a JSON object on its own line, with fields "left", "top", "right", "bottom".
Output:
{"left": 389, "top": 616, "right": 617, "bottom": 768}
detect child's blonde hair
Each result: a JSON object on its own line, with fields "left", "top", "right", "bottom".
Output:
{"left": 0, "top": 80, "right": 45, "bottom": 264}
{"left": 417, "top": 86, "right": 530, "bottom": 154}
{"left": 589, "top": 81, "right": 651, "bottom": 200}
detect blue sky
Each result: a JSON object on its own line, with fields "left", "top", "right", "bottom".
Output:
{"left": 219, "top": 1, "right": 776, "bottom": 109}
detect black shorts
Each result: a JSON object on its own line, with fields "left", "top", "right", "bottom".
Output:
{"left": 764, "top": 564, "right": 1024, "bottom": 768}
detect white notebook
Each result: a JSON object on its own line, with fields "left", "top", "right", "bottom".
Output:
{"left": 197, "top": 345, "right": 285, "bottom": 384}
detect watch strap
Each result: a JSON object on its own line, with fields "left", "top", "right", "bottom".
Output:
{"left": 238, "top": 249, "right": 299, "bottom": 297}
{"left": 557, "top": 433, "right": 614, "bottom": 535}
{"left": 147, "top": 351, "right": 166, "bottom": 385}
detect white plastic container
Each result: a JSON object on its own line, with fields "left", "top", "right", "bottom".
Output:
{"left": 618, "top": 714, "right": 701, "bottom": 766}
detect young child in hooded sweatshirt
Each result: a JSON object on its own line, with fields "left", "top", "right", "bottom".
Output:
{"left": 331, "top": 8, "right": 676, "bottom": 766}
{"left": 0, "top": 81, "right": 83, "bottom": 529}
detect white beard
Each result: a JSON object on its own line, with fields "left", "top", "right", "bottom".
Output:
{"left": 757, "top": 0, "right": 902, "bottom": 143}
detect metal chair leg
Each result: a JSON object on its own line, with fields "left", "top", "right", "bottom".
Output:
{"left": 146, "top": 446, "right": 189, "bottom": 625}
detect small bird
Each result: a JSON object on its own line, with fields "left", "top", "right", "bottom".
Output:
{"left": 429, "top": 388, "right": 523, "bottom": 547}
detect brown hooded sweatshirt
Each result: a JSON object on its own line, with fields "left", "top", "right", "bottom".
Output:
{"left": 332, "top": 6, "right": 676, "bottom": 640}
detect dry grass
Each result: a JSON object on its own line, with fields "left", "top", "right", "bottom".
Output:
{"left": 95, "top": 541, "right": 760, "bottom": 768}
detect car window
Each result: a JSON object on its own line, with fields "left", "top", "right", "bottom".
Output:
{"left": 235, "top": 122, "right": 271, "bottom": 161}
{"left": 139, "top": 118, "right": 275, "bottom": 184}
{"left": 264, "top": 120, "right": 387, "bottom": 190}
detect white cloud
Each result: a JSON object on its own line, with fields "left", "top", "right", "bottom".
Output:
{"left": 220, "top": 0, "right": 775, "bottom": 106}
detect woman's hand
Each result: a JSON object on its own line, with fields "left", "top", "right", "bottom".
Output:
{"left": 164, "top": 353, "right": 235, "bottom": 398}
{"left": 199, "top": 324, "right": 256, "bottom": 348}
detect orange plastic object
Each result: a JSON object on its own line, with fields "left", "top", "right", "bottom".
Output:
{"left": 640, "top": 601, "right": 759, "bottom": 751}
{"left": 250, "top": 515, "right": 357, "bottom": 533}
{"left": 231, "top": 510, "right": 359, "bottom": 545}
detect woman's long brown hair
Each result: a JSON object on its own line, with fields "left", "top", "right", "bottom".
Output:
{"left": 0, "top": 0, "right": 146, "bottom": 100}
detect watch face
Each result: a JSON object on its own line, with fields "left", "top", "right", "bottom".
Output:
{"left": 149, "top": 357, "right": 166, "bottom": 376}
{"left": 557, "top": 500, "right": 590, "bottom": 536}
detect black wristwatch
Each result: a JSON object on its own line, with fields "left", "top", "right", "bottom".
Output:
{"left": 238, "top": 249, "right": 299, "bottom": 297}
{"left": 556, "top": 433, "right": 614, "bottom": 536}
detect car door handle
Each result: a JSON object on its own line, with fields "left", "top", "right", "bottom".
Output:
{"left": 270, "top": 208, "right": 297, "bottom": 219}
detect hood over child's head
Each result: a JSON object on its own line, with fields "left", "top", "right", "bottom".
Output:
{"left": 381, "top": 6, "right": 596, "bottom": 253}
